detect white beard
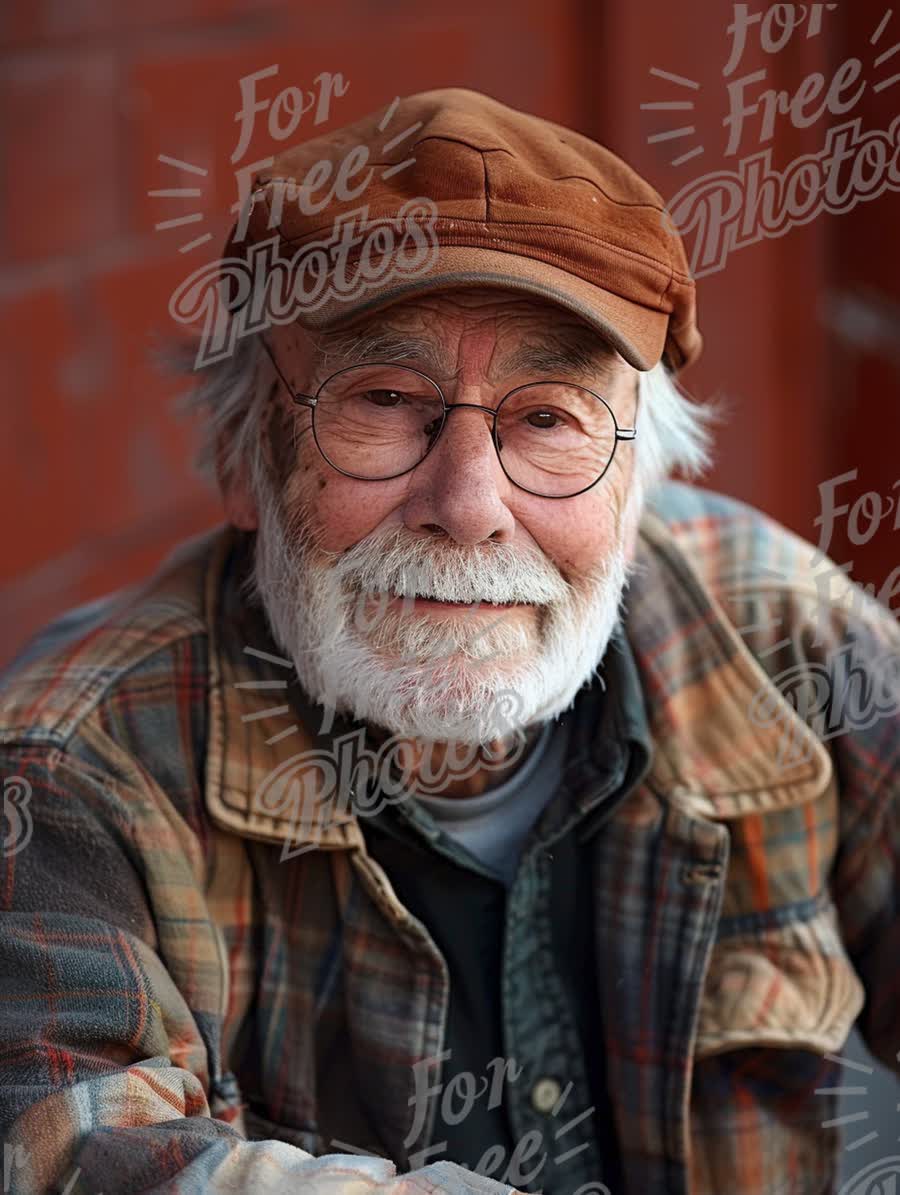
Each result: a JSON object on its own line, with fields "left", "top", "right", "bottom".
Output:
{"left": 247, "top": 475, "right": 638, "bottom": 745}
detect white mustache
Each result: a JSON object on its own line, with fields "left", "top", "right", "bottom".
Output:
{"left": 327, "top": 527, "right": 573, "bottom": 607}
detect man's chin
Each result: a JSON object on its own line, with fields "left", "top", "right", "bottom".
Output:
{"left": 322, "top": 649, "right": 534, "bottom": 744}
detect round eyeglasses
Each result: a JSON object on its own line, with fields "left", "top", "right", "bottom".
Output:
{"left": 260, "top": 338, "right": 636, "bottom": 499}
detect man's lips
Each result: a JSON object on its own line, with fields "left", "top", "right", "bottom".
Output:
{"left": 385, "top": 594, "right": 523, "bottom": 613}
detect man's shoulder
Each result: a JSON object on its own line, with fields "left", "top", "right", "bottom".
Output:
{"left": 638, "top": 481, "right": 900, "bottom": 684}
{"left": 640, "top": 480, "right": 892, "bottom": 623}
{"left": 642, "top": 481, "right": 819, "bottom": 595}
{"left": 0, "top": 524, "right": 228, "bottom": 751}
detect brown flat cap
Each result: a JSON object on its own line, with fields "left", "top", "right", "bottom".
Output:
{"left": 228, "top": 88, "right": 702, "bottom": 372}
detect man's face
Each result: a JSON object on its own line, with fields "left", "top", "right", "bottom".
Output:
{"left": 233, "top": 289, "right": 644, "bottom": 743}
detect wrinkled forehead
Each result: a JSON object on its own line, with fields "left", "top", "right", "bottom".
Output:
{"left": 303, "top": 286, "right": 627, "bottom": 382}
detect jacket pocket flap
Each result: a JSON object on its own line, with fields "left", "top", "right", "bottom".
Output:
{"left": 696, "top": 899, "right": 865, "bottom": 1058}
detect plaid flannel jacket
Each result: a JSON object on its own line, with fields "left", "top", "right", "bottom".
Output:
{"left": 1, "top": 481, "right": 898, "bottom": 1195}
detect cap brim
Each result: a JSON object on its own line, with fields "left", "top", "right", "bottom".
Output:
{"left": 292, "top": 246, "right": 668, "bottom": 372}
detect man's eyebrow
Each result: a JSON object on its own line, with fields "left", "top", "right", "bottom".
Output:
{"left": 498, "top": 330, "right": 620, "bottom": 377}
{"left": 310, "top": 326, "right": 449, "bottom": 374}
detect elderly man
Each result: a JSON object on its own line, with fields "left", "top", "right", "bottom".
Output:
{"left": 1, "top": 89, "right": 898, "bottom": 1195}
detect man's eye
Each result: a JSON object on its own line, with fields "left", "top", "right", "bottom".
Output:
{"left": 363, "top": 389, "right": 407, "bottom": 407}
{"left": 525, "top": 409, "right": 564, "bottom": 429}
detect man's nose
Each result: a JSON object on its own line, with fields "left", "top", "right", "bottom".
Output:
{"left": 403, "top": 395, "right": 517, "bottom": 545}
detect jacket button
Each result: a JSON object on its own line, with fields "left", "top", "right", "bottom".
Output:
{"left": 531, "top": 1076, "right": 562, "bottom": 1113}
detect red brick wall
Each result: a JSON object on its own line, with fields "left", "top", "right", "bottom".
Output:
{"left": 2, "top": 0, "right": 899, "bottom": 664}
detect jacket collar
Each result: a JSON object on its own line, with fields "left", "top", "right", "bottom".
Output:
{"left": 202, "top": 511, "right": 832, "bottom": 848}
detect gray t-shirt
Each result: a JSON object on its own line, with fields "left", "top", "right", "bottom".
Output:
{"left": 412, "top": 717, "right": 572, "bottom": 885}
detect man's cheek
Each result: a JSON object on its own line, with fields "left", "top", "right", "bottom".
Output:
{"left": 315, "top": 487, "right": 406, "bottom": 553}
{"left": 260, "top": 394, "right": 298, "bottom": 486}
{"left": 546, "top": 506, "right": 621, "bottom": 576}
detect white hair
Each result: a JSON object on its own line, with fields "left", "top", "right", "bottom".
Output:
{"left": 634, "top": 358, "right": 718, "bottom": 491}
{"left": 174, "top": 329, "right": 717, "bottom": 501}
{"left": 172, "top": 332, "right": 268, "bottom": 499}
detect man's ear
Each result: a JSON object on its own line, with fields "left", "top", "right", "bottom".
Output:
{"left": 216, "top": 437, "right": 259, "bottom": 530}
